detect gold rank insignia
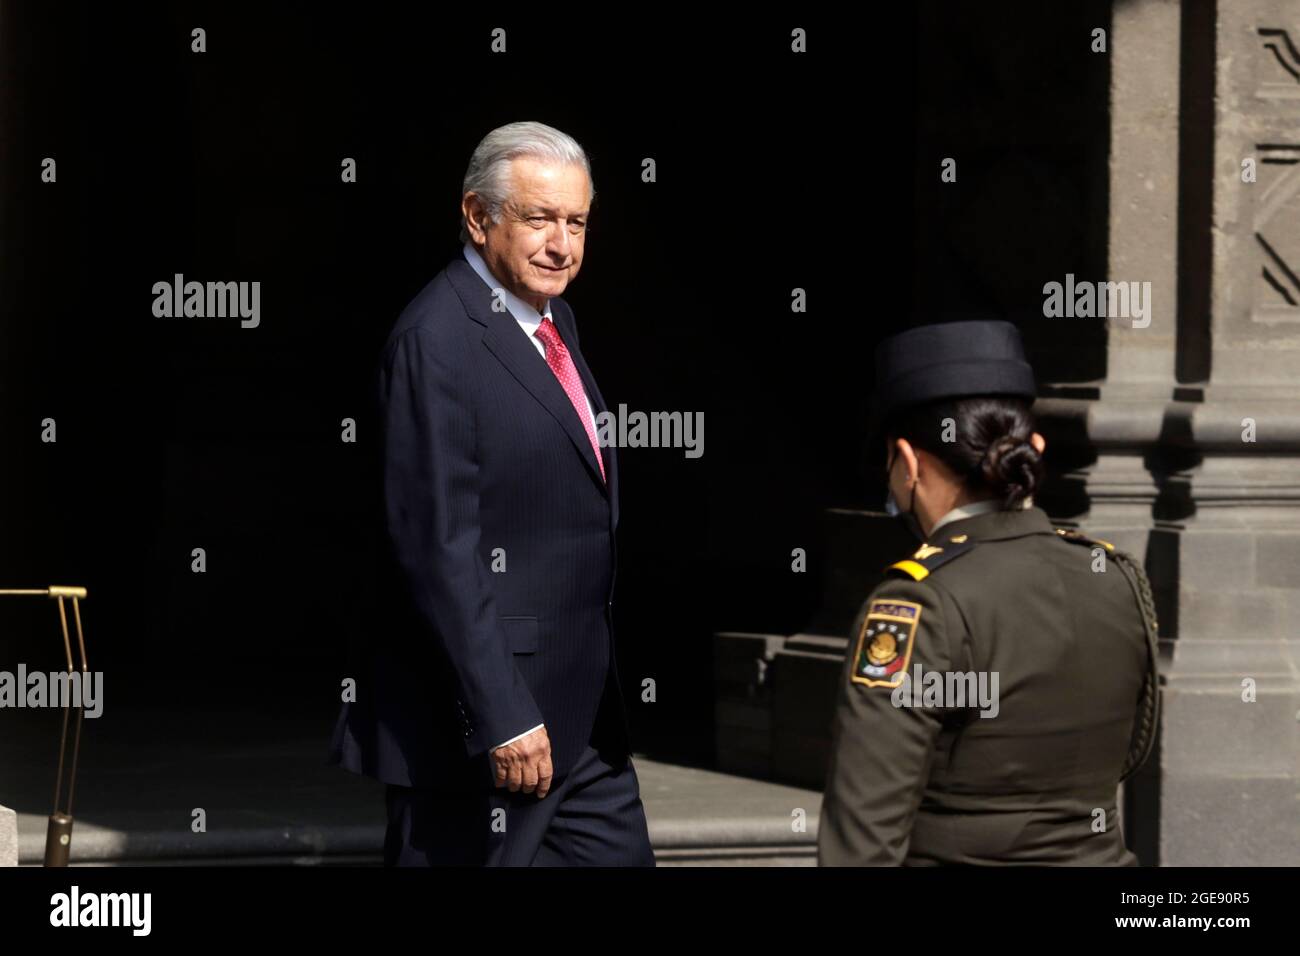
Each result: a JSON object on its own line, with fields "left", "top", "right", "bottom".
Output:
{"left": 912, "top": 543, "right": 944, "bottom": 560}
{"left": 1056, "top": 528, "right": 1115, "bottom": 551}
{"left": 851, "top": 599, "right": 922, "bottom": 688}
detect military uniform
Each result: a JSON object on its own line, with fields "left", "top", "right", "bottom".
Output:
{"left": 817, "top": 504, "right": 1160, "bottom": 865}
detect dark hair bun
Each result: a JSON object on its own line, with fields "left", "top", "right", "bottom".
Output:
{"left": 981, "top": 435, "right": 1042, "bottom": 508}
{"left": 882, "top": 395, "right": 1044, "bottom": 511}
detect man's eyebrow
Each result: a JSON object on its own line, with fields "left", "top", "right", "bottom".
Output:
{"left": 527, "top": 206, "right": 589, "bottom": 217}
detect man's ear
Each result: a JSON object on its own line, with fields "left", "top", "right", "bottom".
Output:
{"left": 461, "top": 192, "right": 490, "bottom": 244}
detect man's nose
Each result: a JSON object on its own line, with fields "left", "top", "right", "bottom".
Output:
{"left": 546, "top": 223, "right": 572, "bottom": 258}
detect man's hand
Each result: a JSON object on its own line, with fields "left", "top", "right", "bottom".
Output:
{"left": 491, "top": 726, "right": 554, "bottom": 798}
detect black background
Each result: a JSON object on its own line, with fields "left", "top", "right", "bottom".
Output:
{"left": 0, "top": 1, "right": 1111, "bottom": 768}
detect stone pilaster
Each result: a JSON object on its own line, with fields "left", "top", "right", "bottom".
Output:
{"left": 1038, "top": 0, "right": 1300, "bottom": 866}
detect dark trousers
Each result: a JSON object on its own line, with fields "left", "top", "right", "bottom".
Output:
{"left": 383, "top": 744, "right": 655, "bottom": 866}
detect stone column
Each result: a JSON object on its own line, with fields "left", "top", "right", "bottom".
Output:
{"left": 1038, "top": 0, "right": 1300, "bottom": 865}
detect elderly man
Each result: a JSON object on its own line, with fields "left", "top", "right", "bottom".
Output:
{"left": 329, "top": 121, "right": 654, "bottom": 866}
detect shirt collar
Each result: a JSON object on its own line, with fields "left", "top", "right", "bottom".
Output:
{"left": 926, "top": 499, "right": 1055, "bottom": 545}
{"left": 461, "top": 241, "right": 551, "bottom": 332}
{"left": 929, "top": 497, "right": 1004, "bottom": 537}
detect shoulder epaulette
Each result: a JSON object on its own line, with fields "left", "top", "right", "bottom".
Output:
{"left": 885, "top": 538, "right": 978, "bottom": 581}
{"left": 1055, "top": 527, "right": 1115, "bottom": 552}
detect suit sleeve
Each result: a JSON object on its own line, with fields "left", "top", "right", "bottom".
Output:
{"left": 817, "top": 577, "right": 955, "bottom": 865}
{"left": 380, "top": 327, "right": 545, "bottom": 757}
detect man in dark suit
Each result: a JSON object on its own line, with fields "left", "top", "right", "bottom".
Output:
{"left": 329, "top": 121, "right": 654, "bottom": 866}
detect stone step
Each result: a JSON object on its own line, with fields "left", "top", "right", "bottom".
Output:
{"left": 2, "top": 715, "right": 821, "bottom": 866}
{"left": 0, "top": 805, "right": 15, "bottom": 866}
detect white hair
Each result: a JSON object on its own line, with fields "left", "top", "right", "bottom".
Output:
{"left": 458, "top": 121, "right": 595, "bottom": 244}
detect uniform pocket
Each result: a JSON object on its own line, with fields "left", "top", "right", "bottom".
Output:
{"left": 500, "top": 615, "right": 539, "bottom": 654}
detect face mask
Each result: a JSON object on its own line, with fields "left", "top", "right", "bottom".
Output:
{"left": 884, "top": 449, "right": 898, "bottom": 513}
{"left": 885, "top": 449, "right": 924, "bottom": 540}
{"left": 884, "top": 490, "right": 902, "bottom": 517}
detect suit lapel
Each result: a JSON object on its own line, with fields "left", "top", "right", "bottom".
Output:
{"left": 446, "top": 258, "right": 610, "bottom": 496}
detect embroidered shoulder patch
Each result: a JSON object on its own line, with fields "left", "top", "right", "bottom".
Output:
{"left": 850, "top": 598, "right": 921, "bottom": 688}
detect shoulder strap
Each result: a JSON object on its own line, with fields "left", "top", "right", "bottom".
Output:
{"left": 1056, "top": 528, "right": 1161, "bottom": 781}
{"left": 1055, "top": 527, "right": 1115, "bottom": 551}
{"left": 885, "top": 538, "right": 978, "bottom": 582}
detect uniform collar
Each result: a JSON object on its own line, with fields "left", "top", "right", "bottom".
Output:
{"left": 925, "top": 502, "right": 1056, "bottom": 546}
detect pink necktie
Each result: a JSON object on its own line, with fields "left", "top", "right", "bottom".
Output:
{"left": 535, "top": 316, "right": 606, "bottom": 483}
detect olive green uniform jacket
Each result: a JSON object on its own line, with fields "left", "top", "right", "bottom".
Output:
{"left": 818, "top": 505, "right": 1151, "bottom": 866}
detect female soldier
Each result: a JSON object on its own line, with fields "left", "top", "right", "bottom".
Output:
{"left": 817, "top": 320, "right": 1159, "bottom": 866}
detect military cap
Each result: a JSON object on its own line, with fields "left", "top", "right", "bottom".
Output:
{"left": 870, "top": 319, "right": 1037, "bottom": 426}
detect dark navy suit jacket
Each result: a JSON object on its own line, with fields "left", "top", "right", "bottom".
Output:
{"left": 328, "top": 253, "right": 630, "bottom": 791}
